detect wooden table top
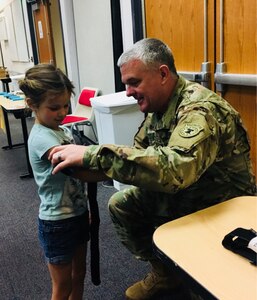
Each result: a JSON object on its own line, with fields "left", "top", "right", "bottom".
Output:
{"left": 153, "top": 196, "right": 257, "bottom": 300}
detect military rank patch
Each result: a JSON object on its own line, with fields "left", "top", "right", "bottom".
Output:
{"left": 179, "top": 124, "right": 203, "bottom": 138}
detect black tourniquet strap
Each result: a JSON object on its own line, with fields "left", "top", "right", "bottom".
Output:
{"left": 64, "top": 129, "right": 101, "bottom": 284}
{"left": 87, "top": 182, "right": 101, "bottom": 285}
{"left": 222, "top": 227, "right": 257, "bottom": 266}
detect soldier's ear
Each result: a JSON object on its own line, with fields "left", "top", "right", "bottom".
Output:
{"left": 159, "top": 65, "right": 169, "bottom": 82}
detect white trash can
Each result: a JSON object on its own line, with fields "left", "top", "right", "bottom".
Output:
{"left": 91, "top": 91, "right": 144, "bottom": 190}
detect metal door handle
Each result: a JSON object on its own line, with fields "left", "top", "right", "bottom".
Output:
{"left": 215, "top": 63, "right": 257, "bottom": 92}
{"left": 178, "top": 62, "right": 211, "bottom": 88}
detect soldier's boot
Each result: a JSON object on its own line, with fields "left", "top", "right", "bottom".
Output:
{"left": 125, "top": 260, "right": 182, "bottom": 300}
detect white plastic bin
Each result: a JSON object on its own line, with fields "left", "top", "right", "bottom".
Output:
{"left": 91, "top": 91, "right": 144, "bottom": 190}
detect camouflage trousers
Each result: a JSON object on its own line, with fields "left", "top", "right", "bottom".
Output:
{"left": 108, "top": 183, "right": 241, "bottom": 261}
{"left": 108, "top": 186, "right": 187, "bottom": 261}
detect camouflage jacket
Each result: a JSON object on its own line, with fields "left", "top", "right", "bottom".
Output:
{"left": 83, "top": 76, "right": 256, "bottom": 200}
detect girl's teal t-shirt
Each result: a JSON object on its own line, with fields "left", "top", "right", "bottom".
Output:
{"left": 28, "top": 124, "right": 88, "bottom": 221}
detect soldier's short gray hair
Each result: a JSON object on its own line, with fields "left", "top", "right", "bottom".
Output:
{"left": 117, "top": 38, "right": 177, "bottom": 75}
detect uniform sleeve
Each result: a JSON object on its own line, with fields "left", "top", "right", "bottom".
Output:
{"left": 84, "top": 109, "right": 220, "bottom": 194}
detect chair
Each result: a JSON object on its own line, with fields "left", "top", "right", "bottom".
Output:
{"left": 61, "top": 87, "right": 100, "bottom": 145}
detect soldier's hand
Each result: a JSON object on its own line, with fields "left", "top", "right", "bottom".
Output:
{"left": 48, "top": 144, "right": 86, "bottom": 174}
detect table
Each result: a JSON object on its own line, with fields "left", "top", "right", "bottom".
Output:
{"left": 1, "top": 77, "right": 11, "bottom": 92}
{"left": 0, "top": 96, "right": 33, "bottom": 178}
{"left": 153, "top": 196, "right": 257, "bottom": 300}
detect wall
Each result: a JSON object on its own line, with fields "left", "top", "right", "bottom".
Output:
{"left": 58, "top": 0, "right": 80, "bottom": 100}
{"left": 120, "top": 0, "right": 134, "bottom": 51}
{"left": 0, "top": 0, "right": 33, "bottom": 75}
{"left": 0, "top": 0, "right": 134, "bottom": 97}
{"left": 72, "top": 0, "right": 115, "bottom": 95}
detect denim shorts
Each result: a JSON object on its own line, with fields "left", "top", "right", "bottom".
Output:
{"left": 38, "top": 211, "right": 89, "bottom": 265}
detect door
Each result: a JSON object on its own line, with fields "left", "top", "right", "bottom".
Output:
{"left": 32, "top": 0, "right": 55, "bottom": 64}
{"left": 144, "top": 0, "right": 257, "bottom": 177}
{"left": 215, "top": 0, "right": 256, "bottom": 177}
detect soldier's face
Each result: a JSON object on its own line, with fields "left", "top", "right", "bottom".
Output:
{"left": 120, "top": 59, "right": 168, "bottom": 113}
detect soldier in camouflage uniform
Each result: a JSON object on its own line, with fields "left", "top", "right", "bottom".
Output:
{"left": 49, "top": 38, "right": 256, "bottom": 300}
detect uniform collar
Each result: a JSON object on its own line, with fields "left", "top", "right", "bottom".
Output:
{"left": 152, "top": 75, "right": 186, "bottom": 129}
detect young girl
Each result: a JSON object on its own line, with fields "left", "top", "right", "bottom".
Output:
{"left": 19, "top": 64, "right": 90, "bottom": 300}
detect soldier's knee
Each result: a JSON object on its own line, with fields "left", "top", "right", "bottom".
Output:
{"left": 108, "top": 191, "right": 124, "bottom": 212}
{"left": 108, "top": 187, "right": 139, "bottom": 217}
